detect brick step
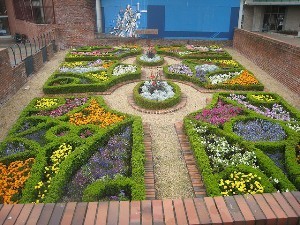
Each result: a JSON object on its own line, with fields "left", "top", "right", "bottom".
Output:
{"left": 1, "top": 192, "right": 299, "bottom": 225}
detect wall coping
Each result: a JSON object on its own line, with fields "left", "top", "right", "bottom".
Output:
{"left": 0, "top": 192, "right": 299, "bottom": 224}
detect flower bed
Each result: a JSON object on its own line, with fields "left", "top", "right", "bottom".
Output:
{"left": 136, "top": 54, "right": 164, "bottom": 66}
{"left": 65, "top": 45, "right": 141, "bottom": 61}
{"left": 164, "top": 62, "right": 264, "bottom": 91}
{"left": 0, "top": 96, "right": 146, "bottom": 203}
{"left": 156, "top": 45, "right": 232, "bottom": 59}
{"left": 133, "top": 80, "right": 181, "bottom": 110}
{"left": 184, "top": 92, "right": 300, "bottom": 196}
{"left": 43, "top": 62, "right": 141, "bottom": 94}
{"left": 0, "top": 158, "right": 35, "bottom": 204}
{"left": 233, "top": 119, "right": 287, "bottom": 142}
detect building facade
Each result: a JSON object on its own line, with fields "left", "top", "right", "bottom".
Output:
{"left": 240, "top": 0, "right": 300, "bottom": 32}
{"left": 1, "top": 0, "right": 242, "bottom": 45}
{"left": 100, "top": 0, "right": 240, "bottom": 40}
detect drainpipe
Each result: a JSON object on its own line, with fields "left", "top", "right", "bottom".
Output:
{"left": 238, "top": 0, "right": 244, "bottom": 29}
{"left": 96, "top": 0, "right": 102, "bottom": 33}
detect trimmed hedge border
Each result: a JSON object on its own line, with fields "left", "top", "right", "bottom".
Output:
{"left": 164, "top": 63, "right": 264, "bottom": 91}
{"left": 65, "top": 46, "right": 142, "bottom": 62}
{"left": 136, "top": 54, "right": 165, "bottom": 67}
{"left": 43, "top": 63, "right": 142, "bottom": 94}
{"left": 155, "top": 45, "right": 232, "bottom": 60}
{"left": 0, "top": 96, "right": 146, "bottom": 203}
{"left": 184, "top": 92, "right": 299, "bottom": 196}
{"left": 133, "top": 81, "right": 182, "bottom": 110}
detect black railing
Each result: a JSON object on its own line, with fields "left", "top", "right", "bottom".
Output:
{"left": 8, "top": 30, "right": 56, "bottom": 69}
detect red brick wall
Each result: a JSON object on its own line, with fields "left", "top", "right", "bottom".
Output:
{"left": 0, "top": 42, "right": 56, "bottom": 105}
{"left": 233, "top": 29, "right": 300, "bottom": 94}
{"left": 53, "top": 0, "right": 96, "bottom": 48}
{"left": 5, "top": 0, "right": 54, "bottom": 39}
{"left": 0, "top": 49, "right": 27, "bottom": 105}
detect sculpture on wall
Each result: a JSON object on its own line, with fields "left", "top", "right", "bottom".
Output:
{"left": 111, "top": 4, "right": 141, "bottom": 37}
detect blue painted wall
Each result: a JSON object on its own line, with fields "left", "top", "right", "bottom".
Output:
{"left": 101, "top": 0, "right": 240, "bottom": 40}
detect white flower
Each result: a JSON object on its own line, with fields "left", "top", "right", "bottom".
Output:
{"left": 140, "top": 81, "right": 175, "bottom": 101}
{"left": 112, "top": 65, "right": 137, "bottom": 76}
{"left": 140, "top": 54, "right": 161, "bottom": 62}
{"left": 208, "top": 71, "right": 243, "bottom": 85}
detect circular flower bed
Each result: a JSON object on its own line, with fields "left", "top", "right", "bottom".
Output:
{"left": 136, "top": 54, "right": 164, "bottom": 66}
{"left": 133, "top": 80, "right": 181, "bottom": 110}
{"left": 233, "top": 119, "right": 286, "bottom": 141}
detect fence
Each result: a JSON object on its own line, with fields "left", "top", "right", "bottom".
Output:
{"left": 8, "top": 30, "right": 56, "bottom": 66}
{"left": 0, "top": 30, "right": 57, "bottom": 105}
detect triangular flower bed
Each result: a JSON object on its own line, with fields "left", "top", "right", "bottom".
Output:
{"left": 184, "top": 92, "right": 300, "bottom": 196}
{"left": 0, "top": 96, "right": 145, "bottom": 203}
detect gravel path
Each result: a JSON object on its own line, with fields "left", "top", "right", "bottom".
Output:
{"left": 103, "top": 80, "right": 211, "bottom": 199}
{"left": 105, "top": 55, "right": 211, "bottom": 198}
{"left": 1, "top": 47, "right": 298, "bottom": 199}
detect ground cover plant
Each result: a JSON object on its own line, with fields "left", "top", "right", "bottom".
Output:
{"left": 0, "top": 96, "right": 145, "bottom": 203}
{"left": 185, "top": 92, "right": 300, "bottom": 196}
{"left": 65, "top": 45, "right": 142, "bottom": 61}
{"left": 156, "top": 44, "right": 232, "bottom": 59}
{"left": 164, "top": 61, "right": 264, "bottom": 91}
{"left": 43, "top": 59, "right": 142, "bottom": 94}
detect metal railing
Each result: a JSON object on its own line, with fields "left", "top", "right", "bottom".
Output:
{"left": 8, "top": 30, "right": 55, "bottom": 67}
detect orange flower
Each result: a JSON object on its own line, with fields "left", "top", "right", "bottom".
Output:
{"left": 0, "top": 158, "right": 35, "bottom": 204}
{"left": 69, "top": 99, "right": 125, "bottom": 128}
{"left": 224, "top": 70, "right": 259, "bottom": 85}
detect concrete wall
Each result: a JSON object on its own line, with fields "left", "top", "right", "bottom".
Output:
{"left": 243, "top": 5, "right": 254, "bottom": 30}
{"left": 233, "top": 29, "right": 300, "bottom": 94}
{"left": 252, "top": 6, "right": 264, "bottom": 31}
{"left": 285, "top": 6, "right": 300, "bottom": 31}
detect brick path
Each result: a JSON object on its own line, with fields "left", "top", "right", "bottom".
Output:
{"left": 0, "top": 192, "right": 299, "bottom": 225}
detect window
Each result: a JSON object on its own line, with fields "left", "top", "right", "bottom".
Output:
{"left": 13, "top": 0, "right": 55, "bottom": 24}
{"left": 0, "top": 1, "right": 10, "bottom": 35}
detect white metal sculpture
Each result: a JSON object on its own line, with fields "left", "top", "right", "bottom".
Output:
{"left": 111, "top": 5, "right": 141, "bottom": 37}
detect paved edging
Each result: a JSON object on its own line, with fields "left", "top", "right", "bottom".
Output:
{"left": 175, "top": 122, "right": 206, "bottom": 198}
{"left": 143, "top": 123, "right": 156, "bottom": 200}
{"left": 0, "top": 192, "right": 299, "bottom": 225}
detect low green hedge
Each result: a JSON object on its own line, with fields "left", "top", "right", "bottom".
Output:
{"left": 163, "top": 64, "right": 264, "bottom": 91}
{"left": 184, "top": 91, "right": 299, "bottom": 196}
{"left": 83, "top": 176, "right": 133, "bottom": 202}
{"left": 155, "top": 45, "right": 232, "bottom": 60}
{"left": 0, "top": 96, "right": 146, "bottom": 203}
{"left": 136, "top": 54, "right": 165, "bottom": 67}
{"left": 65, "top": 46, "right": 142, "bottom": 62}
{"left": 43, "top": 63, "right": 141, "bottom": 94}
{"left": 133, "top": 81, "right": 182, "bottom": 110}
{"left": 216, "top": 165, "right": 277, "bottom": 193}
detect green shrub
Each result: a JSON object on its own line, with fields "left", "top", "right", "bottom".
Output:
{"left": 133, "top": 81, "right": 182, "bottom": 110}
{"left": 136, "top": 54, "right": 165, "bottom": 66}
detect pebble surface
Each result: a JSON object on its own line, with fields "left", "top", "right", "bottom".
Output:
{"left": 1, "top": 48, "right": 299, "bottom": 199}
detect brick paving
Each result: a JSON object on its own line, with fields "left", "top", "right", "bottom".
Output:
{"left": 0, "top": 192, "right": 299, "bottom": 224}
{"left": 174, "top": 122, "right": 206, "bottom": 198}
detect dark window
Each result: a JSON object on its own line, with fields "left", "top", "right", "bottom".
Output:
{"left": 13, "top": 0, "right": 55, "bottom": 24}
